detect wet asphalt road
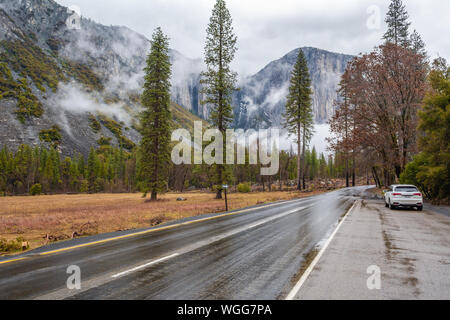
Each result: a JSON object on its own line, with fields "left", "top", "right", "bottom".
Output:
{"left": 0, "top": 187, "right": 365, "bottom": 300}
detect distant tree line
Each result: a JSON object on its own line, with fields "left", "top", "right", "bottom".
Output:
{"left": 0, "top": 142, "right": 356, "bottom": 196}
{"left": 0, "top": 145, "right": 136, "bottom": 195}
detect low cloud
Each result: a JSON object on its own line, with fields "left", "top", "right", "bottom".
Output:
{"left": 50, "top": 82, "right": 134, "bottom": 124}
{"left": 56, "top": 0, "right": 450, "bottom": 76}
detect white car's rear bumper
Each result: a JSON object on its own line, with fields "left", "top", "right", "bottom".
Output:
{"left": 391, "top": 198, "right": 423, "bottom": 206}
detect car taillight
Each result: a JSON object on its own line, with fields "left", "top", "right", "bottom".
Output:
{"left": 393, "top": 193, "right": 401, "bottom": 196}
{"left": 413, "top": 193, "right": 422, "bottom": 196}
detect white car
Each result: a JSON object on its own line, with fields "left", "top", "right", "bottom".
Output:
{"left": 384, "top": 185, "right": 423, "bottom": 211}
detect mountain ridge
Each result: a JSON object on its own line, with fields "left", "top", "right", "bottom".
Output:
{"left": 233, "top": 47, "right": 354, "bottom": 129}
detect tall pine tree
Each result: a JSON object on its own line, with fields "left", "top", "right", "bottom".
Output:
{"left": 140, "top": 27, "right": 172, "bottom": 201}
{"left": 283, "top": 49, "right": 313, "bottom": 190}
{"left": 410, "top": 29, "right": 426, "bottom": 56}
{"left": 201, "top": 0, "right": 238, "bottom": 199}
{"left": 383, "top": 0, "right": 411, "bottom": 47}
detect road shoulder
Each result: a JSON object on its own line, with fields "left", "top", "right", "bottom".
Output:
{"left": 294, "top": 199, "right": 450, "bottom": 300}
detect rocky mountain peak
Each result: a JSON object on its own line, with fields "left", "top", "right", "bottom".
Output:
{"left": 233, "top": 47, "right": 354, "bottom": 129}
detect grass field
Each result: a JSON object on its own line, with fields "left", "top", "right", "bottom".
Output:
{"left": 0, "top": 190, "right": 324, "bottom": 253}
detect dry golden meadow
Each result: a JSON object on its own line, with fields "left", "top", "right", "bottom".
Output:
{"left": 0, "top": 190, "right": 324, "bottom": 253}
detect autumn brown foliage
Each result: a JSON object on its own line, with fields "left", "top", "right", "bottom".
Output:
{"left": 329, "top": 43, "right": 427, "bottom": 186}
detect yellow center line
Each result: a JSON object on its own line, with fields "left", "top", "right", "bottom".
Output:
{"left": 0, "top": 198, "right": 303, "bottom": 265}
{"left": 0, "top": 257, "right": 26, "bottom": 265}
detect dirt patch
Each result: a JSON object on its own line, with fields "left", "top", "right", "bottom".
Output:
{"left": 382, "top": 230, "right": 397, "bottom": 260}
{"left": 438, "top": 259, "right": 450, "bottom": 265}
{"left": 278, "top": 247, "right": 320, "bottom": 299}
{"left": 399, "top": 257, "right": 419, "bottom": 296}
{"left": 293, "top": 248, "right": 320, "bottom": 284}
{"left": 375, "top": 202, "right": 422, "bottom": 297}
{"left": 376, "top": 205, "right": 400, "bottom": 261}
{"left": 403, "top": 276, "right": 418, "bottom": 287}
{"left": 402, "top": 276, "right": 421, "bottom": 297}
{"left": 363, "top": 187, "right": 384, "bottom": 200}
{"left": 338, "top": 202, "right": 354, "bottom": 223}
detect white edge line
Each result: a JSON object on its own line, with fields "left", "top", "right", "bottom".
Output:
{"left": 285, "top": 200, "right": 359, "bottom": 300}
{"left": 111, "top": 253, "right": 180, "bottom": 278}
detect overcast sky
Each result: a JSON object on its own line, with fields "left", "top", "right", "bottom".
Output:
{"left": 56, "top": 0, "right": 449, "bottom": 76}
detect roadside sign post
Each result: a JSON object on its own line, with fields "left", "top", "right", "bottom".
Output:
{"left": 222, "top": 184, "right": 228, "bottom": 212}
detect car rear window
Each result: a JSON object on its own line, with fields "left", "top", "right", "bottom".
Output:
{"left": 395, "top": 187, "right": 418, "bottom": 192}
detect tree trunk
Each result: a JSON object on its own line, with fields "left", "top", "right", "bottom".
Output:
{"left": 279, "top": 169, "right": 282, "bottom": 191}
{"left": 180, "top": 166, "right": 188, "bottom": 192}
{"left": 394, "top": 165, "right": 402, "bottom": 180}
{"left": 302, "top": 124, "right": 306, "bottom": 190}
{"left": 297, "top": 125, "right": 302, "bottom": 190}
{"left": 352, "top": 154, "right": 356, "bottom": 187}
{"left": 151, "top": 190, "right": 157, "bottom": 201}
{"left": 372, "top": 167, "right": 381, "bottom": 188}
{"left": 216, "top": 163, "right": 223, "bottom": 199}
{"left": 345, "top": 156, "right": 349, "bottom": 188}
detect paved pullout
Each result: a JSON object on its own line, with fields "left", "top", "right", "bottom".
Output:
{"left": 294, "top": 199, "right": 450, "bottom": 300}
{"left": 0, "top": 187, "right": 364, "bottom": 300}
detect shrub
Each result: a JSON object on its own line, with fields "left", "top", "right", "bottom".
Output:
{"left": 30, "top": 183, "right": 42, "bottom": 195}
{"left": 98, "top": 136, "right": 111, "bottom": 146}
{"left": 98, "top": 115, "right": 122, "bottom": 137}
{"left": 61, "top": 60, "right": 103, "bottom": 91}
{"left": 400, "top": 152, "right": 449, "bottom": 202}
{"left": 119, "top": 135, "right": 135, "bottom": 151}
{"left": 80, "top": 180, "right": 89, "bottom": 193}
{"left": 94, "top": 177, "right": 105, "bottom": 192}
{"left": 237, "top": 183, "right": 251, "bottom": 193}
{"left": 0, "top": 237, "right": 29, "bottom": 253}
{"left": 13, "top": 79, "right": 44, "bottom": 122}
{"left": 46, "top": 38, "right": 62, "bottom": 52}
{"left": 39, "top": 125, "right": 62, "bottom": 146}
{"left": 89, "top": 114, "right": 102, "bottom": 133}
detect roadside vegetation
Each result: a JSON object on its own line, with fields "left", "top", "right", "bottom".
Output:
{"left": 400, "top": 59, "right": 449, "bottom": 204}
{"left": 327, "top": 0, "right": 449, "bottom": 203}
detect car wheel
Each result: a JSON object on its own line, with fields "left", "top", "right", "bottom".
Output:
{"left": 389, "top": 201, "right": 396, "bottom": 210}
{"left": 417, "top": 206, "right": 423, "bottom": 211}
